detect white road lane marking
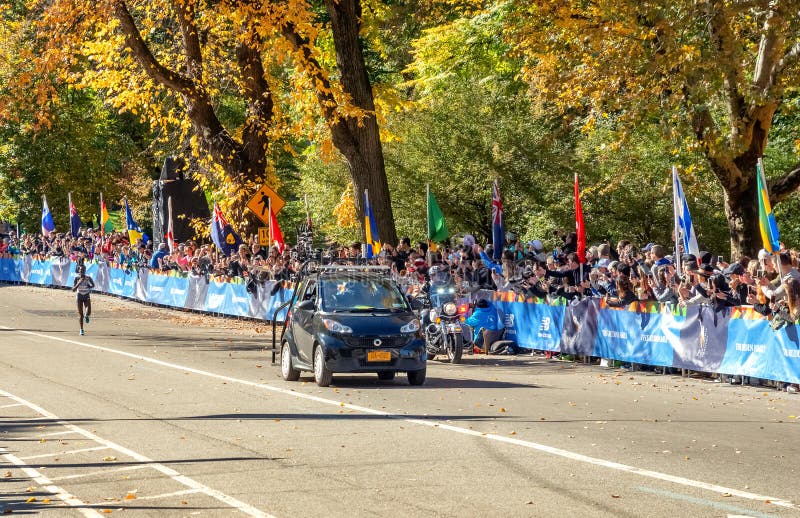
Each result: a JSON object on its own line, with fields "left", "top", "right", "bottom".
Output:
{"left": 19, "top": 445, "right": 110, "bottom": 461}
{"left": 51, "top": 464, "right": 151, "bottom": 482}
{"left": 133, "top": 488, "right": 202, "bottom": 501}
{"left": 1, "top": 448, "right": 104, "bottom": 517}
{"left": 0, "top": 387, "right": 275, "bottom": 518}
{"left": 2, "top": 326, "right": 796, "bottom": 511}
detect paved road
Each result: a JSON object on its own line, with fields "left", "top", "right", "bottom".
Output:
{"left": 1, "top": 285, "right": 798, "bottom": 517}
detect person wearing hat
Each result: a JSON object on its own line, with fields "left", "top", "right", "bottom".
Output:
{"left": 724, "top": 263, "right": 749, "bottom": 305}
{"left": 72, "top": 264, "right": 95, "bottom": 336}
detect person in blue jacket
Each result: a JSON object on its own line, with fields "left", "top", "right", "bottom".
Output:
{"left": 465, "top": 298, "right": 504, "bottom": 352}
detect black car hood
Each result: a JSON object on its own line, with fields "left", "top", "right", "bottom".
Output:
{"left": 320, "top": 312, "right": 415, "bottom": 335}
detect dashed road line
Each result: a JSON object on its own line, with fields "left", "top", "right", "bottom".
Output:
{"left": 0, "top": 389, "right": 275, "bottom": 518}
{"left": 20, "top": 445, "right": 111, "bottom": 461}
{"left": 51, "top": 464, "right": 151, "bottom": 482}
{"left": 1, "top": 325, "right": 795, "bottom": 511}
{"left": 1, "top": 448, "right": 104, "bottom": 517}
{"left": 134, "top": 488, "right": 203, "bottom": 501}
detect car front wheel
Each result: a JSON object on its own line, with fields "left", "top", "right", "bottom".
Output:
{"left": 314, "top": 345, "right": 333, "bottom": 387}
{"left": 281, "top": 342, "right": 300, "bottom": 381}
{"left": 407, "top": 367, "right": 426, "bottom": 386}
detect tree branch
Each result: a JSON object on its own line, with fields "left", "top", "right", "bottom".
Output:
{"left": 111, "top": 0, "right": 194, "bottom": 95}
{"left": 173, "top": 0, "right": 203, "bottom": 80}
{"left": 769, "top": 162, "right": 800, "bottom": 204}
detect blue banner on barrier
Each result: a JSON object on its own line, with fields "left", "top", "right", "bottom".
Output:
{"left": 27, "top": 260, "right": 53, "bottom": 285}
{"left": 593, "top": 301, "right": 674, "bottom": 367}
{"left": 204, "top": 280, "right": 251, "bottom": 316}
{"left": 107, "top": 267, "right": 138, "bottom": 298}
{"left": 146, "top": 273, "right": 189, "bottom": 307}
{"left": 496, "top": 297, "right": 564, "bottom": 351}
{"left": 0, "top": 258, "right": 22, "bottom": 282}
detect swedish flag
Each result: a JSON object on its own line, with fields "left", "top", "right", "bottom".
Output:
{"left": 364, "top": 189, "right": 381, "bottom": 258}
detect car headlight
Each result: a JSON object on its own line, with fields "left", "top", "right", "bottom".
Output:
{"left": 322, "top": 319, "right": 353, "bottom": 334}
{"left": 442, "top": 302, "right": 457, "bottom": 316}
{"left": 400, "top": 319, "right": 420, "bottom": 333}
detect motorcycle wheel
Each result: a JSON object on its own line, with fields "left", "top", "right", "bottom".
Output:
{"left": 446, "top": 333, "right": 463, "bottom": 364}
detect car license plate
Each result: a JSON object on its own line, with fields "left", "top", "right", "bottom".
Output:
{"left": 367, "top": 350, "right": 392, "bottom": 362}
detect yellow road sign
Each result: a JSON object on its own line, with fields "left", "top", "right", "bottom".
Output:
{"left": 246, "top": 184, "right": 285, "bottom": 225}
{"left": 258, "top": 227, "right": 270, "bottom": 246}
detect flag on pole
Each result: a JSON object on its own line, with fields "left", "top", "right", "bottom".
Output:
{"left": 41, "top": 195, "right": 55, "bottom": 236}
{"left": 491, "top": 179, "right": 504, "bottom": 261}
{"left": 124, "top": 197, "right": 147, "bottom": 245}
{"left": 757, "top": 158, "right": 780, "bottom": 254}
{"left": 269, "top": 207, "right": 286, "bottom": 254}
{"left": 427, "top": 185, "right": 450, "bottom": 243}
{"left": 100, "top": 193, "right": 114, "bottom": 235}
{"left": 364, "top": 189, "right": 381, "bottom": 258}
{"left": 165, "top": 196, "right": 175, "bottom": 252}
{"left": 210, "top": 203, "right": 243, "bottom": 257}
{"left": 574, "top": 173, "right": 586, "bottom": 264}
{"left": 672, "top": 166, "right": 700, "bottom": 258}
{"left": 68, "top": 193, "right": 82, "bottom": 238}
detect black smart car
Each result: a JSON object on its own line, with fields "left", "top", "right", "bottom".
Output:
{"left": 279, "top": 264, "right": 427, "bottom": 386}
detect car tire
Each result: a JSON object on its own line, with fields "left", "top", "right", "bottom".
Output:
{"left": 377, "top": 371, "right": 395, "bottom": 381}
{"left": 313, "top": 345, "right": 333, "bottom": 387}
{"left": 281, "top": 342, "right": 300, "bottom": 381}
{"left": 407, "top": 367, "right": 426, "bottom": 386}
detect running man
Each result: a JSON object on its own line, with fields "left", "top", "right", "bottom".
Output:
{"left": 72, "top": 265, "right": 95, "bottom": 336}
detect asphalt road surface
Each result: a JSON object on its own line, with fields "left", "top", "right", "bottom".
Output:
{"left": 1, "top": 284, "right": 799, "bottom": 517}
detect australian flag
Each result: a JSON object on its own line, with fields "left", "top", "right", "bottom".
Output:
{"left": 210, "top": 203, "right": 243, "bottom": 257}
{"left": 69, "top": 193, "right": 82, "bottom": 238}
{"left": 491, "top": 179, "right": 504, "bottom": 261}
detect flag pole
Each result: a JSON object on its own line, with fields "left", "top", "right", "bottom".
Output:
{"left": 363, "top": 189, "right": 368, "bottom": 260}
{"left": 671, "top": 166, "right": 682, "bottom": 275}
{"left": 167, "top": 195, "right": 173, "bottom": 253}
{"left": 99, "top": 192, "right": 103, "bottom": 237}
{"left": 759, "top": 157, "right": 781, "bottom": 274}
{"left": 426, "top": 183, "right": 431, "bottom": 267}
{"left": 268, "top": 196, "right": 273, "bottom": 250}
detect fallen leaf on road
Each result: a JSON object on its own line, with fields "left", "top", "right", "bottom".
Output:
{"left": 181, "top": 501, "right": 188, "bottom": 505}
{"left": 25, "top": 498, "right": 36, "bottom": 503}
{"left": 39, "top": 438, "right": 46, "bottom": 443}
{"left": 3, "top": 471, "right": 10, "bottom": 478}
{"left": 41, "top": 499, "right": 50, "bottom": 504}
{"left": 103, "top": 456, "right": 117, "bottom": 462}
{"left": 25, "top": 487, "right": 35, "bottom": 493}
{"left": 611, "top": 494, "right": 620, "bottom": 499}
{"left": 499, "top": 407, "right": 506, "bottom": 413}
{"left": 722, "top": 493, "right": 732, "bottom": 497}
{"left": 124, "top": 494, "right": 136, "bottom": 500}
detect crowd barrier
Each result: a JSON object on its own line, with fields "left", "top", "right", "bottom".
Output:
{"left": 3, "top": 256, "right": 799, "bottom": 384}
{"left": 494, "top": 293, "right": 800, "bottom": 384}
{"left": 0, "top": 257, "right": 292, "bottom": 321}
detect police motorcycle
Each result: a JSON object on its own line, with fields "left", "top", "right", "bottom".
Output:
{"left": 419, "top": 266, "right": 469, "bottom": 363}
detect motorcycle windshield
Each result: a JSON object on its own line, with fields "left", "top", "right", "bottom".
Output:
{"left": 429, "top": 283, "right": 457, "bottom": 307}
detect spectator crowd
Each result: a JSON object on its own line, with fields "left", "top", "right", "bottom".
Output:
{"left": 2, "top": 226, "right": 799, "bottom": 392}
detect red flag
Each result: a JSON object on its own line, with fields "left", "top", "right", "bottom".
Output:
{"left": 269, "top": 207, "right": 285, "bottom": 254}
{"left": 574, "top": 173, "right": 586, "bottom": 264}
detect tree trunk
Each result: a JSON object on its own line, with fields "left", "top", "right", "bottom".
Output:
{"left": 722, "top": 180, "right": 760, "bottom": 261}
{"left": 326, "top": 0, "right": 398, "bottom": 246}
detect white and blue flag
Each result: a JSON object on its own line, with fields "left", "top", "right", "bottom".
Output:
{"left": 672, "top": 166, "right": 700, "bottom": 260}
{"left": 41, "top": 195, "right": 56, "bottom": 236}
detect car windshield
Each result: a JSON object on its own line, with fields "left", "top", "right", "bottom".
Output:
{"left": 320, "top": 276, "right": 409, "bottom": 313}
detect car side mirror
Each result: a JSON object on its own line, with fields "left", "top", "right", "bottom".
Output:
{"left": 295, "top": 299, "right": 315, "bottom": 311}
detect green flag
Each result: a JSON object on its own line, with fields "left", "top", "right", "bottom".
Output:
{"left": 427, "top": 187, "right": 449, "bottom": 242}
